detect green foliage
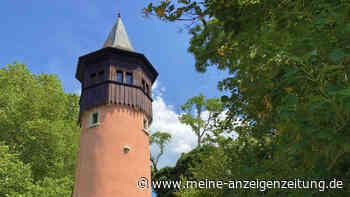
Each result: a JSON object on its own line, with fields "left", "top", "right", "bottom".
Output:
{"left": 180, "top": 94, "right": 224, "bottom": 147}
{"left": 152, "top": 166, "right": 178, "bottom": 197}
{"left": 25, "top": 177, "right": 74, "bottom": 197}
{"left": 150, "top": 131, "right": 172, "bottom": 172}
{"left": 152, "top": 145, "right": 216, "bottom": 197}
{"left": 0, "top": 62, "right": 80, "bottom": 196}
{"left": 0, "top": 142, "right": 33, "bottom": 197}
{"left": 145, "top": 0, "right": 350, "bottom": 196}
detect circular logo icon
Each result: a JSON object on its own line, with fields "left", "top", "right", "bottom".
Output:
{"left": 137, "top": 177, "right": 149, "bottom": 190}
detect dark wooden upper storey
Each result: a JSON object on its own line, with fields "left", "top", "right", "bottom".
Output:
{"left": 76, "top": 47, "right": 158, "bottom": 122}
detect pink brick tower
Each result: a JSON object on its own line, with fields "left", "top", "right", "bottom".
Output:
{"left": 73, "top": 14, "right": 158, "bottom": 197}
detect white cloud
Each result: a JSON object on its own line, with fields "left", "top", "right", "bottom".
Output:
{"left": 149, "top": 82, "right": 240, "bottom": 168}
{"left": 150, "top": 82, "right": 196, "bottom": 168}
{"left": 150, "top": 96, "right": 196, "bottom": 153}
{"left": 174, "top": 142, "right": 192, "bottom": 153}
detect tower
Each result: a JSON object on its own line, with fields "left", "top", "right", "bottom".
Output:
{"left": 73, "top": 15, "right": 158, "bottom": 197}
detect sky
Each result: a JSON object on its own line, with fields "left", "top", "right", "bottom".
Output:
{"left": 0, "top": 0, "right": 231, "bottom": 169}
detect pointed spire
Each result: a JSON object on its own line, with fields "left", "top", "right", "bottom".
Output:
{"left": 103, "top": 14, "right": 134, "bottom": 51}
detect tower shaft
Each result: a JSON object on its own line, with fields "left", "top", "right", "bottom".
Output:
{"left": 73, "top": 105, "right": 151, "bottom": 197}
{"left": 73, "top": 15, "right": 158, "bottom": 197}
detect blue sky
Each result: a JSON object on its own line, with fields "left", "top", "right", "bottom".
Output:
{"left": 0, "top": 0, "right": 230, "bottom": 168}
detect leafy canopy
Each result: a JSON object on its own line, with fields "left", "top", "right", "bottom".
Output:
{"left": 0, "top": 62, "right": 80, "bottom": 196}
{"left": 144, "top": 0, "right": 350, "bottom": 196}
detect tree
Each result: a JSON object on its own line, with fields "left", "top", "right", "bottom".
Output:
{"left": 180, "top": 94, "right": 224, "bottom": 147}
{"left": 144, "top": 1, "right": 350, "bottom": 196}
{"left": 152, "top": 145, "right": 216, "bottom": 197}
{"left": 0, "top": 62, "right": 80, "bottom": 196}
{"left": 150, "top": 131, "right": 172, "bottom": 173}
{"left": 0, "top": 142, "right": 33, "bottom": 196}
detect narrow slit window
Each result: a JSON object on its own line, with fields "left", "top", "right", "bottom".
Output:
{"left": 116, "top": 71, "right": 123, "bottom": 83}
{"left": 143, "top": 117, "right": 148, "bottom": 131}
{"left": 89, "top": 110, "right": 100, "bottom": 127}
{"left": 146, "top": 84, "right": 149, "bottom": 96}
{"left": 126, "top": 73, "right": 133, "bottom": 85}
{"left": 90, "top": 73, "right": 97, "bottom": 85}
{"left": 142, "top": 80, "right": 146, "bottom": 91}
{"left": 92, "top": 113, "right": 98, "bottom": 124}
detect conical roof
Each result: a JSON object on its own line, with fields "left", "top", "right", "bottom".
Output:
{"left": 103, "top": 15, "right": 134, "bottom": 51}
